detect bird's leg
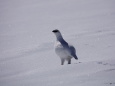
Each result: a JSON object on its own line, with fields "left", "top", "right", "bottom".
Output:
{"left": 61, "top": 59, "right": 65, "bottom": 65}
{"left": 68, "top": 59, "right": 71, "bottom": 64}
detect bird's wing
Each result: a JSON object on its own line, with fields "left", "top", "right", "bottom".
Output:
{"left": 69, "top": 45, "right": 78, "bottom": 60}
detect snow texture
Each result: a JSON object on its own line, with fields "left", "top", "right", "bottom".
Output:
{"left": 0, "top": 0, "right": 115, "bottom": 86}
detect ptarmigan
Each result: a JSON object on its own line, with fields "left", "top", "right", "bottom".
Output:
{"left": 52, "top": 29, "right": 78, "bottom": 65}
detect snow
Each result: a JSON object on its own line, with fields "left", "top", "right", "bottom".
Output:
{"left": 0, "top": 0, "right": 115, "bottom": 86}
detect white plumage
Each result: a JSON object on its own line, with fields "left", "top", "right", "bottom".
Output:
{"left": 52, "top": 29, "right": 78, "bottom": 65}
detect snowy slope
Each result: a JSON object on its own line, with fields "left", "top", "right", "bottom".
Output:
{"left": 0, "top": 0, "right": 115, "bottom": 86}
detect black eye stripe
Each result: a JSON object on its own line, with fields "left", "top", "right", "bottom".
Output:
{"left": 52, "top": 29, "right": 59, "bottom": 32}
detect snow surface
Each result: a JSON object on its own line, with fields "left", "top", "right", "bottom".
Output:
{"left": 0, "top": 0, "right": 115, "bottom": 86}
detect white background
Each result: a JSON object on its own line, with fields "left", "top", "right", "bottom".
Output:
{"left": 0, "top": 0, "right": 115, "bottom": 86}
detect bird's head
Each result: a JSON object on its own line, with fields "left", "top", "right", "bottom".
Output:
{"left": 52, "top": 29, "right": 61, "bottom": 36}
{"left": 52, "top": 29, "right": 63, "bottom": 40}
{"left": 52, "top": 29, "right": 60, "bottom": 33}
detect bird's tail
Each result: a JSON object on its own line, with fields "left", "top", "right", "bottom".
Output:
{"left": 73, "top": 54, "right": 78, "bottom": 60}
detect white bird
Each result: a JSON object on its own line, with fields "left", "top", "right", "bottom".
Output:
{"left": 52, "top": 29, "right": 78, "bottom": 65}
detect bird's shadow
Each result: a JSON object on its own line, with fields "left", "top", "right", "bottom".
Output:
{"left": 74, "top": 62, "right": 82, "bottom": 64}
